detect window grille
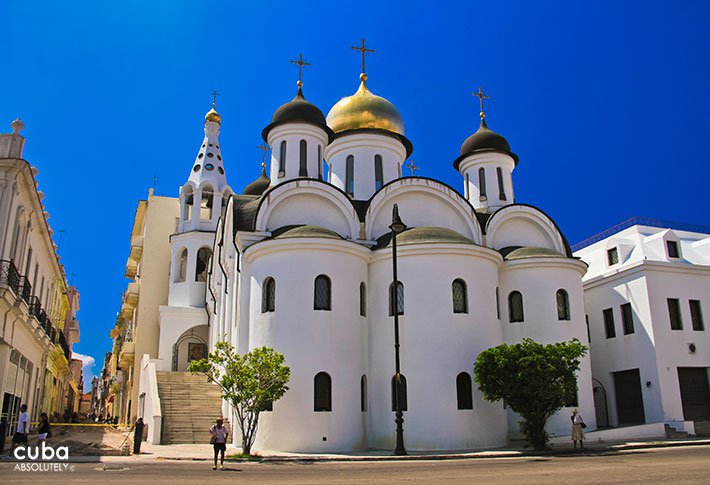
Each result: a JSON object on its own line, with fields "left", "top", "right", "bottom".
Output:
{"left": 314, "top": 275, "right": 332, "bottom": 311}
{"left": 508, "top": 291, "right": 524, "bottom": 322}
{"left": 621, "top": 302, "right": 634, "bottom": 334}
{"left": 603, "top": 308, "right": 616, "bottom": 338}
{"left": 556, "top": 289, "right": 570, "bottom": 321}
{"left": 668, "top": 298, "right": 683, "bottom": 330}
{"left": 452, "top": 279, "right": 468, "bottom": 314}
{"left": 389, "top": 281, "right": 404, "bottom": 316}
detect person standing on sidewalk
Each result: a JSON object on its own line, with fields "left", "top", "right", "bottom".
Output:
{"left": 210, "top": 417, "right": 228, "bottom": 470}
{"left": 11, "top": 404, "right": 29, "bottom": 452}
{"left": 571, "top": 408, "right": 586, "bottom": 451}
{"left": 38, "top": 412, "right": 51, "bottom": 442}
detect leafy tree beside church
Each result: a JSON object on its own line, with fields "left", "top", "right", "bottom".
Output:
{"left": 189, "top": 342, "right": 290, "bottom": 455}
{"left": 473, "top": 338, "right": 587, "bottom": 450}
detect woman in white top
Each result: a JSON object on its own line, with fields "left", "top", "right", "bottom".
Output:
{"left": 210, "top": 417, "right": 229, "bottom": 470}
{"left": 571, "top": 408, "right": 585, "bottom": 450}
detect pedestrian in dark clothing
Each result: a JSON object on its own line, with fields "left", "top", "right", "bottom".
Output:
{"left": 38, "top": 413, "right": 51, "bottom": 442}
{"left": 210, "top": 417, "right": 229, "bottom": 470}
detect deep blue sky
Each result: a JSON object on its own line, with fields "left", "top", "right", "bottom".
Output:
{"left": 2, "top": 1, "right": 709, "bottom": 384}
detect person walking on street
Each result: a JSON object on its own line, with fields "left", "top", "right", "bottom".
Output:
{"left": 38, "top": 412, "right": 51, "bottom": 442}
{"left": 11, "top": 404, "right": 29, "bottom": 452}
{"left": 571, "top": 408, "right": 586, "bottom": 451}
{"left": 210, "top": 417, "right": 229, "bottom": 470}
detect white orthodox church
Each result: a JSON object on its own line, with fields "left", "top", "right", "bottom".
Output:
{"left": 134, "top": 49, "right": 596, "bottom": 452}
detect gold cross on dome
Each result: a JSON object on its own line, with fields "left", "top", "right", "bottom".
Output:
{"left": 405, "top": 160, "right": 420, "bottom": 176}
{"left": 256, "top": 143, "right": 270, "bottom": 164}
{"left": 352, "top": 38, "right": 375, "bottom": 74}
{"left": 290, "top": 53, "right": 311, "bottom": 85}
{"left": 472, "top": 86, "right": 489, "bottom": 118}
{"left": 211, "top": 90, "right": 219, "bottom": 106}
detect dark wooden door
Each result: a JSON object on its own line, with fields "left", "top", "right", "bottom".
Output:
{"left": 677, "top": 367, "right": 710, "bottom": 421}
{"left": 613, "top": 369, "right": 646, "bottom": 426}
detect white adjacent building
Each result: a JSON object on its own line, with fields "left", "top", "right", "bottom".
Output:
{"left": 573, "top": 218, "right": 710, "bottom": 435}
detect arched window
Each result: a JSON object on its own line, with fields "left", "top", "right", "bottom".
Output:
{"left": 479, "top": 167, "right": 487, "bottom": 199}
{"left": 314, "top": 275, "right": 332, "bottom": 310}
{"left": 359, "top": 282, "right": 367, "bottom": 317}
{"left": 360, "top": 375, "right": 367, "bottom": 412}
{"left": 389, "top": 281, "right": 404, "bottom": 316}
{"left": 262, "top": 277, "right": 276, "bottom": 313}
{"left": 495, "top": 287, "right": 500, "bottom": 319}
{"left": 318, "top": 145, "right": 323, "bottom": 180}
{"left": 391, "top": 374, "right": 407, "bottom": 411}
{"left": 182, "top": 187, "right": 193, "bottom": 221}
{"left": 195, "top": 247, "right": 212, "bottom": 282}
{"left": 465, "top": 173, "right": 470, "bottom": 199}
{"left": 278, "top": 140, "right": 287, "bottom": 176}
{"left": 497, "top": 167, "right": 507, "bottom": 201}
{"left": 314, "top": 372, "right": 332, "bottom": 412}
{"left": 509, "top": 290, "right": 524, "bottom": 322}
{"left": 556, "top": 289, "right": 570, "bottom": 321}
{"left": 452, "top": 279, "right": 468, "bottom": 314}
{"left": 299, "top": 139, "right": 308, "bottom": 177}
{"left": 374, "top": 154, "right": 384, "bottom": 190}
{"left": 176, "top": 249, "right": 188, "bottom": 283}
{"left": 346, "top": 155, "right": 354, "bottom": 197}
{"left": 200, "top": 187, "right": 213, "bottom": 220}
{"left": 456, "top": 372, "right": 473, "bottom": 410}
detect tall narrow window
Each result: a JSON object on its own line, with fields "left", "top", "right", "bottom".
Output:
{"left": 24, "top": 247, "right": 32, "bottom": 278}
{"left": 465, "top": 173, "right": 470, "bottom": 199}
{"left": 497, "top": 167, "right": 507, "bottom": 201}
{"left": 391, "top": 374, "right": 407, "bottom": 411}
{"left": 299, "top": 139, "right": 308, "bottom": 177}
{"left": 603, "top": 308, "right": 616, "bottom": 338}
{"left": 508, "top": 291, "right": 524, "bottom": 322}
{"left": 262, "top": 277, "right": 276, "bottom": 313}
{"left": 195, "top": 247, "right": 211, "bottom": 282}
{"left": 360, "top": 375, "right": 367, "bottom": 412}
{"left": 314, "top": 372, "right": 332, "bottom": 412}
{"left": 478, "top": 167, "right": 487, "bottom": 200}
{"left": 668, "top": 298, "right": 683, "bottom": 330}
{"left": 314, "top": 275, "right": 332, "bottom": 311}
{"left": 556, "top": 289, "right": 570, "bottom": 321}
{"left": 317, "top": 145, "right": 323, "bottom": 180}
{"left": 621, "top": 302, "right": 634, "bottom": 334}
{"left": 278, "top": 140, "right": 287, "bottom": 177}
{"left": 200, "top": 187, "right": 213, "bottom": 220}
{"left": 359, "top": 282, "right": 367, "bottom": 317}
{"left": 374, "top": 154, "right": 383, "bottom": 190}
{"left": 389, "top": 281, "right": 404, "bottom": 316}
{"left": 666, "top": 240, "right": 680, "bottom": 258}
{"left": 496, "top": 287, "right": 500, "bottom": 319}
{"left": 585, "top": 314, "right": 591, "bottom": 342}
{"left": 346, "top": 155, "right": 354, "bottom": 197}
{"left": 182, "top": 187, "right": 193, "bottom": 221}
{"left": 176, "top": 249, "right": 188, "bottom": 282}
{"left": 690, "top": 300, "right": 704, "bottom": 331}
{"left": 607, "top": 247, "right": 619, "bottom": 266}
{"left": 456, "top": 372, "right": 473, "bottom": 410}
{"left": 398, "top": 163, "right": 402, "bottom": 178}
{"left": 452, "top": 279, "right": 468, "bottom": 314}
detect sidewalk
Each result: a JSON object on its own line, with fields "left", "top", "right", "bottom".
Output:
{"left": 122, "top": 436, "right": 710, "bottom": 463}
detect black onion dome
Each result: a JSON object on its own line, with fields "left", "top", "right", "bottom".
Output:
{"left": 454, "top": 118, "right": 518, "bottom": 170}
{"left": 242, "top": 166, "right": 270, "bottom": 196}
{"left": 261, "top": 87, "right": 331, "bottom": 142}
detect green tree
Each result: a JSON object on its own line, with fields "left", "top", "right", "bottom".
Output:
{"left": 473, "top": 338, "right": 587, "bottom": 451}
{"left": 189, "top": 342, "right": 290, "bottom": 455}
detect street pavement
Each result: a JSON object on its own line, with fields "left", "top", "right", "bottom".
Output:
{"left": 3, "top": 444, "right": 710, "bottom": 484}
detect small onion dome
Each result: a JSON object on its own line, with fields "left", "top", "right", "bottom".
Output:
{"left": 261, "top": 85, "right": 330, "bottom": 142}
{"left": 205, "top": 104, "right": 221, "bottom": 124}
{"left": 327, "top": 74, "right": 405, "bottom": 136}
{"left": 453, "top": 118, "right": 518, "bottom": 171}
{"left": 11, "top": 117, "right": 24, "bottom": 134}
{"left": 242, "top": 165, "right": 270, "bottom": 196}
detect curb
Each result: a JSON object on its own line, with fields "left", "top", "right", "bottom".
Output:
{"left": 148, "top": 439, "right": 710, "bottom": 463}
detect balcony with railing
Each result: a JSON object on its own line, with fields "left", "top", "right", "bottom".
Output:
{"left": 17, "top": 276, "right": 32, "bottom": 303}
{"left": 0, "top": 260, "right": 21, "bottom": 295}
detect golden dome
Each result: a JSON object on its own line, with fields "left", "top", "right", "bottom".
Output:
{"left": 326, "top": 74, "right": 404, "bottom": 135}
{"left": 205, "top": 104, "right": 221, "bottom": 124}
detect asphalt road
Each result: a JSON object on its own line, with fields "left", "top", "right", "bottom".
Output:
{"left": 3, "top": 445, "right": 710, "bottom": 484}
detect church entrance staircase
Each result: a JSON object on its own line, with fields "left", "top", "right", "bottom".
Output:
{"left": 156, "top": 371, "right": 226, "bottom": 444}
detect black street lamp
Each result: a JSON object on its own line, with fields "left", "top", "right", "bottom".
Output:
{"left": 389, "top": 203, "right": 407, "bottom": 456}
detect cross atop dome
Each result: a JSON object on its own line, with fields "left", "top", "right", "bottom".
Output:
{"left": 352, "top": 38, "right": 375, "bottom": 77}
{"left": 205, "top": 90, "right": 221, "bottom": 124}
{"left": 290, "top": 53, "right": 311, "bottom": 88}
{"left": 472, "top": 86, "right": 489, "bottom": 120}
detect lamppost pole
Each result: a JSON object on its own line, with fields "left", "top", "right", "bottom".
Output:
{"left": 390, "top": 203, "right": 407, "bottom": 456}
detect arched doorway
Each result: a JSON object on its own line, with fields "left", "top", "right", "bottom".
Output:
{"left": 592, "top": 378, "right": 610, "bottom": 428}
{"left": 171, "top": 326, "right": 208, "bottom": 371}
